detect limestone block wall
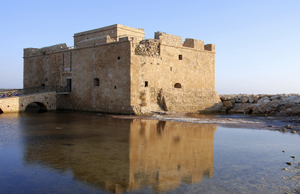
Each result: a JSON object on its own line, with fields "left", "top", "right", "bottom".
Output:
{"left": 0, "top": 92, "right": 56, "bottom": 113}
{"left": 75, "top": 35, "right": 115, "bottom": 48}
{"left": 58, "top": 40, "right": 133, "bottom": 114}
{"left": 24, "top": 51, "right": 67, "bottom": 88}
{"left": 74, "top": 24, "right": 145, "bottom": 46}
{"left": 155, "top": 32, "right": 183, "bottom": 47}
{"left": 24, "top": 44, "right": 70, "bottom": 57}
{"left": 183, "top": 38, "right": 204, "bottom": 50}
{"left": 130, "top": 37, "right": 220, "bottom": 113}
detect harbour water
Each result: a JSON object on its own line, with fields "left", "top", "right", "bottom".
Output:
{"left": 0, "top": 112, "right": 299, "bottom": 193}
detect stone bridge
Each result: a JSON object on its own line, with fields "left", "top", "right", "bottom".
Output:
{"left": 0, "top": 92, "right": 57, "bottom": 113}
{"left": 0, "top": 86, "right": 69, "bottom": 113}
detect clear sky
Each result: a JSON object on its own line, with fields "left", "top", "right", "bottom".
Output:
{"left": 0, "top": 0, "right": 299, "bottom": 94}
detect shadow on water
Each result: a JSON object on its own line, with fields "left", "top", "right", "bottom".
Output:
{"left": 20, "top": 115, "right": 217, "bottom": 193}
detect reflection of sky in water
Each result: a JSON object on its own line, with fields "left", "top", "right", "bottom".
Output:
{"left": 0, "top": 112, "right": 299, "bottom": 194}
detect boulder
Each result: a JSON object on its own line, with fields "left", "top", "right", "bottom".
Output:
{"left": 285, "top": 102, "right": 295, "bottom": 108}
{"left": 261, "top": 99, "right": 271, "bottom": 108}
{"left": 270, "top": 95, "right": 281, "bottom": 101}
{"left": 289, "top": 96, "right": 300, "bottom": 104}
{"left": 249, "top": 95, "right": 255, "bottom": 103}
{"left": 223, "top": 101, "right": 233, "bottom": 108}
{"left": 242, "top": 97, "right": 249, "bottom": 103}
{"left": 234, "top": 97, "right": 239, "bottom": 103}
{"left": 231, "top": 103, "right": 251, "bottom": 113}
{"left": 249, "top": 104, "right": 261, "bottom": 114}
{"left": 291, "top": 106, "right": 300, "bottom": 115}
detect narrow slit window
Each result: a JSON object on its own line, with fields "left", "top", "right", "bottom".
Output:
{"left": 93, "top": 78, "right": 100, "bottom": 86}
{"left": 179, "top": 55, "right": 183, "bottom": 60}
{"left": 170, "top": 67, "right": 172, "bottom": 71}
{"left": 117, "top": 56, "right": 120, "bottom": 60}
{"left": 145, "top": 81, "right": 148, "bottom": 87}
{"left": 114, "top": 86, "right": 117, "bottom": 89}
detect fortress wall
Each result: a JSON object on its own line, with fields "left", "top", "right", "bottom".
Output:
{"left": 74, "top": 24, "right": 145, "bottom": 46}
{"left": 75, "top": 36, "right": 114, "bottom": 48}
{"left": 74, "top": 25, "right": 118, "bottom": 46}
{"left": 117, "top": 25, "right": 145, "bottom": 41}
{"left": 155, "top": 32, "right": 183, "bottom": 47}
{"left": 130, "top": 38, "right": 220, "bottom": 113}
{"left": 24, "top": 44, "right": 69, "bottom": 57}
{"left": 57, "top": 40, "right": 133, "bottom": 114}
{"left": 183, "top": 38, "right": 205, "bottom": 50}
{"left": 24, "top": 52, "right": 65, "bottom": 88}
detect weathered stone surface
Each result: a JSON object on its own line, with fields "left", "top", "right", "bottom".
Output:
{"left": 289, "top": 96, "right": 300, "bottom": 104}
{"left": 270, "top": 95, "right": 281, "bottom": 101}
{"left": 22, "top": 24, "right": 220, "bottom": 115}
{"left": 249, "top": 95, "right": 254, "bottom": 103}
{"left": 219, "top": 93, "right": 300, "bottom": 115}
{"left": 291, "top": 106, "right": 300, "bottom": 115}
{"left": 241, "top": 97, "right": 249, "bottom": 103}
{"left": 223, "top": 101, "right": 233, "bottom": 108}
{"left": 0, "top": 92, "right": 56, "bottom": 113}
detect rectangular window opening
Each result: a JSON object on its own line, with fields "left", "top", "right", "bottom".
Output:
{"left": 145, "top": 81, "right": 148, "bottom": 87}
{"left": 117, "top": 56, "right": 120, "bottom": 60}
{"left": 114, "top": 86, "right": 117, "bottom": 89}
{"left": 179, "top": 55, "right": 183, "bottom": 60}
{"left": 170, "top": 67, "right": 172, "bottom": 71}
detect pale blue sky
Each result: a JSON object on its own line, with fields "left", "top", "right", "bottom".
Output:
{"left": 1, "top": 0, "right": 299, "bottom": 94}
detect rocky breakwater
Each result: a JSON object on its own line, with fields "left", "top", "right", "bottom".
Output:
{"left": 219, "top": 94, "right": 300, "bottom": 116}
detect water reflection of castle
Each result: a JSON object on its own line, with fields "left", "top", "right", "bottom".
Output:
{"left": 23, "top": 118, "right": 217, "bottom": 193}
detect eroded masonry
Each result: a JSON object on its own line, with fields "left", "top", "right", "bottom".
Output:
{"left": 24, "top": 24, "right": 221, "bottom": 114}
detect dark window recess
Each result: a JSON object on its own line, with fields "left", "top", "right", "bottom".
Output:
{"left": 117, "top": 56, "right": 121, "bottom": 60}
{"left": 114, "top": 86, "right": 117, "bottom": 89}
{"left": 93, "top": 78, "right": 100, "bottom": 86}
{"left": 145, "top": 81, "right": 148, "bottom": 87}
{"left": 170, "top": 67, "right": 172, "bottom": 71}
{"left": 41, "top": 84, "right": 45, "bottom": 87}
{"left": 174, "top": 83, "right": 182, "bottom": 88}
{"left": 179, "top": 55, "right": 183, "bottom": 60}
{"left": 67, "top": 79, "right": 72, "bottom": 92}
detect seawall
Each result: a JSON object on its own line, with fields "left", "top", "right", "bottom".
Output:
{"left": 219, "top": 94, "right": 300, "bottom": 115}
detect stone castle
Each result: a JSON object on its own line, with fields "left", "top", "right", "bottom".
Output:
{"left": 23, "top": 24, "right": 221, "bottom": 114}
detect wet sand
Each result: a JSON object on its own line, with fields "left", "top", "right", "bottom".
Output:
{"left": 107, "top": 113, "right": 300, "bottom": 134}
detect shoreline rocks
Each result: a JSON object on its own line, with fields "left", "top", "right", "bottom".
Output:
{"left": 219, "top": 94, "right": 300, "bottom": 116}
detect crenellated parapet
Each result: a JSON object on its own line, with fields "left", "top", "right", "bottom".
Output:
{"left": 155, "top": 31, "right": 183, "bottom": 47}
{"left": 154, "top": 31, "right": 215, "bottom": 52}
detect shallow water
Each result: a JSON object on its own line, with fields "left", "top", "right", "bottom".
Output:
{"left": 0, "top": 112, "right": 299, "bottom": 194}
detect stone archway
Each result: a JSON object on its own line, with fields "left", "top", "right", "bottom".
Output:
{"left": 25, "top": 102, "right": 48, "bottom": 113}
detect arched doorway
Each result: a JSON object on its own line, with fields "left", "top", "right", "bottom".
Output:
{"left": 25, "top": 102, "right": 48, "bottom": 113}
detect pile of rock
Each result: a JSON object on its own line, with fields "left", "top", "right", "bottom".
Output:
{"left": 219, "top": 94, "right": 300, "bottom": 115}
